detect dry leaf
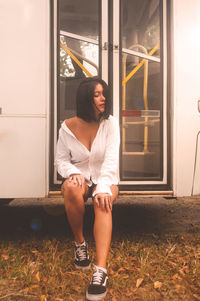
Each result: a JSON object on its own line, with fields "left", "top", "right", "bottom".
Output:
{"left": 1, "top": 254, "right": 9, "bottom": 260}
{"left": 168, "top": 261, "right": 177, "bottom": 268}
{"left": 136, "top": 278, "right": 143, "bottom": 288}
{"left": 179, "top": 267, "right": 189, "bottom": 276}
{"left": 125, "top": 291, "right": 134, "bottom": 297}
{"left": 109, "top": 268, "right": 115, "bottom": 275}
{"left": 36, "top": 271, "right": 40, "bottom": 282}
{"left": 32, "top": 250, "right": 39, "bottom": 254}
{"left": 112, "top": 297, "right": 117, "bottom": 301}
{"left": 129, "top": 256, "right": 137, "bottom": 261}
{"left": 178, "top": 257, "right": 186, "bottom": 263}
{"left": 168, "top": 244, "right": 176, "bottom": 254}
{"left": 117, "top": 267, "right": 125, "bottom": 273}
{"left": 40, "top": 295, "right": 47, "bottom": 301}
{"left": 175, "top": 284, "right": 182, "bottom": 292}
{"left": 183, "top": 266, "right": 189, "bottom": 274}
{"left": 193, "top": 294, "right": 200, "bottom": 301}
{"left": 154, "top": 281, "right": 162, "bottom": 289}
{"left": 172, "top": 273, "right": 179, "bottom": 280}
{"left": 29, "top": 261, "right": 36, "bottom": 268}
{"left": 152, "top": 269, "right": 158, "bottom": 276}
{"left": 122, "top": 274, "right": 129, "bottom": 279}
{"left": 29, "top": 284, "right": 39, "bottom": 292}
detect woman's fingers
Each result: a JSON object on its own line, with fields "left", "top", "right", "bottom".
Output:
{"left": 99, "top": 195, "right": 105, "bottom": 210}
{"left": 107, "top": 195, "right": 112, "bottom": 211}
{"left": 94, "top": 194, "right": 112, "bottom": 211}
{"left": 108, "top": 196, "right": 112, "bottom": 211}
{"left": 77, "top": 175, "right": 83, "bottom": 186}
{"left": 94, "top": 195, "right": 100, "bottom": 207}
{"left": 69, "top": 174, "right": 84, "bottom": 186}
{"left": 102, "top": 195, "right": 109, "bottom": 211}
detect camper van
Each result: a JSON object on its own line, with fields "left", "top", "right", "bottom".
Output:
{"left": 1, "top": 0, "right": 200, "bottom": 198}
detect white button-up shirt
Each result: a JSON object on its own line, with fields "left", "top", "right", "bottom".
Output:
{"left": 54, "top": 115, "right": 120, "bottom": 196}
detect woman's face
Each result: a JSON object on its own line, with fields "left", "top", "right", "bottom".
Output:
{"left": 93, "top": 83, "right": 106, "bottom": 117}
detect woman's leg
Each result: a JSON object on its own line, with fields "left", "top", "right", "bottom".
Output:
{"left": 62, "top": 179, "right": 89, "bottom": 243}
{"left": 93, "top": 185, "right": 119, "bottom": 268}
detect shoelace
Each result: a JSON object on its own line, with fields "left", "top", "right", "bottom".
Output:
{"left": 76, "top": 244, "right": 88, "bottom": 261}
{"left": 91, "top": 268, "right": 104, "bottom": 285}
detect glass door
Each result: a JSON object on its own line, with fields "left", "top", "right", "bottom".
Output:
{"left": 119, "top": 0, "right": 167, "bottom": 186}
{"left": 52, "top": 0, "right": 168, "bottom": 188}
{"left": 53, "top": 0, "right": 108, "bottom": 184}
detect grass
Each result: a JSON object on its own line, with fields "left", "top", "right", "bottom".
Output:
{"left": 0, "top": 199, "right": 200, "bottom": 300}
{"left": 0, "top": 233, "right": 200, "bottom": 300}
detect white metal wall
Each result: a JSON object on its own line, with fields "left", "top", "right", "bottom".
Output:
{"left": 0, "top": 0, "right": 50, "bottom": 197}
{"left": 172, "top": 0, "right": 200, "bottom": 196}
{"left": 1, "top": 0, "right": 200, "bottom": 197}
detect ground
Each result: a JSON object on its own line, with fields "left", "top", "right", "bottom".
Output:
{"left": 0, "top": 195, "right": 200, "bottom": 300}
{"left": 2, "top": 195, "right": 200, "bottom": 234}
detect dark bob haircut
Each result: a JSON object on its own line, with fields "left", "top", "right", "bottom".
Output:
{"left": 76, "top": 76, "right": 111, "bottom": 122}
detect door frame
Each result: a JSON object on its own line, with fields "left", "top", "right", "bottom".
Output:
{"left": 51, "top": 0, "right": 170, "bottom": 191}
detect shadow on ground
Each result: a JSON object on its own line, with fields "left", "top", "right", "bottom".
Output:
{"left": 0, "top": 196, "right": 200, "bottom": 241}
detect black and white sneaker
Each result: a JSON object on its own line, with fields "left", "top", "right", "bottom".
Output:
{"left": 86, "top": 265, "right": 108, "bottom": 300}
{"left": 74, "top": 241, "right": 91, "bottom": 270}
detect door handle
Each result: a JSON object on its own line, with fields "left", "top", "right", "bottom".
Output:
{"left": 198, "top": 99, "right": 200, "bottom": 113}
{"left": 0, "top": 108, "right": 2, "bottom": 115}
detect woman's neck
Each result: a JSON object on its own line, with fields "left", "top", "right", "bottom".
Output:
{"left": 76, "top": 116, "right": 100, "bottom": 124}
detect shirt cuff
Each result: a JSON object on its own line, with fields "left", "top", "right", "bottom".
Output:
{"left": 64, "top": 166, "right": 82, "bottom": 178}
{"left": 92, "top": 183, "right": 112, "bottom": 197}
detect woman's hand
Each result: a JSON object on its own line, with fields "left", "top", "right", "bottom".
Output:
{"left": 68, "top": 174, "right": 85, "bottom": 186}
{"left": 93, "top": 193, "right": 112, "bottom": 211}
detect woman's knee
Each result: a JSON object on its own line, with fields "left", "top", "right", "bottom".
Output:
{"left": 62, "top": 179, "right": 88, "bottom": 201}
{"left": 110, "top": 185, "right": 119, "bottom": 203}
{"left": 62, "top": 179, "right": 81, "bottom": 196}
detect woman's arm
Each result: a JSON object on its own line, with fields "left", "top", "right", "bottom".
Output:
{"left": 93, "top": 116, "right": 120, "bottom": 196}
{"left": 54, "top": 128, "right": 82, "bottom": 179}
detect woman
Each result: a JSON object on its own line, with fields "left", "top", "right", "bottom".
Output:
{"left": 55, "top": 77, "right": 120, "bottom": 300}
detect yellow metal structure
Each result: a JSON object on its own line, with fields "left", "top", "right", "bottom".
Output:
{"left": 122, "top": 43, "right": 160, "bottom": 86}
{"left": 122, "top": 43, "right": 160, "bottom": 155}
{"left": 60, "top": 42, "right": 94, "bottom": 77}
{"left": 66, "top": 45, "right": 99, "bottom": 73}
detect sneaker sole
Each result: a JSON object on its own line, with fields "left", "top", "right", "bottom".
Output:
{"left": 74, "top": 262, "right": 91, "bottom": 270}
{"left": 86, "top": 290, "right": 107, "bottom": 301}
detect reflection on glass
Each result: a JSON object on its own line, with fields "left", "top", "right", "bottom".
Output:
{"left": 121, "top": 55, "right": 162, "bottom": 180}
{"left": 121, "top": 0, "right": 160, "bottom": 57}
{"left": 60, "top": 36, "right": 99, "bottom": 78}
{"left": 59, "top": 0, "right": 99, "bottom": 40}
{"left": 58, "top": 0, "right": 100, "bottom": 121}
